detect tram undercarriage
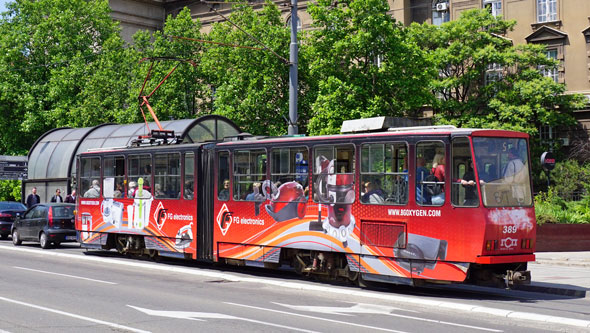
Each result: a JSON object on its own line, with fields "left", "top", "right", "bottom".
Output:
{"left": 86, "top": 233, "right": 531, "bottom": 289}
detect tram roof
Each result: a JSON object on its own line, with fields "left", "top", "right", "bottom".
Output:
{"left": 27, "top": 115, "right": 240, "bottom": 180}
{"left": 216, "top": 127, "right": 529, "bottom": 147}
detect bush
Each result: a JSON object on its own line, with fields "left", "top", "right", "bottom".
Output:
{"left": 535, "top": 188, "right": 590, "bottom": 224}
{"left": 0, "top": 180, "right": 21, "bottom": 202}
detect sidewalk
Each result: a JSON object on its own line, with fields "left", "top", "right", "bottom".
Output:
{"left": 518, "top": 251, "right": 590, "bottom": 297}
{"left": 534, "top": 251, "right": 590, "bottom": 268}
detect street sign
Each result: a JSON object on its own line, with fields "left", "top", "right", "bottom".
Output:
{"left": 540, "top": 152, "right": 556, "bottom": 171}
{"left": 0, "top": 156, "right": 28, "bottom": 180}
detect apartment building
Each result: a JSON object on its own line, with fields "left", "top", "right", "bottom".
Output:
{"left": 111, "top": 0, "right": 590, "bottom": 144}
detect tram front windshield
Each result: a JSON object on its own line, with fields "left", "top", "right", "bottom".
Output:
{"left": 472, "top": 137, "right": 532, "bottom": 207}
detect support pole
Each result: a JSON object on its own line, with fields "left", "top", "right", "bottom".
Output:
{"left": 288, "top": 0, "right": 299, "bottom": 135}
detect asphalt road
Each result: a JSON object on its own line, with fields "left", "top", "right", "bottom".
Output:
{"left": 0, "top": 240, "right": 588, "bottom": 333}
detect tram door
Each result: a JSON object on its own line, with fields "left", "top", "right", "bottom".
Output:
{"left": 197, "top": 145, "right": 215, "bottom": 260}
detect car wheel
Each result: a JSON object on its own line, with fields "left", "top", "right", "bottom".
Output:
{"left": 39, "top": 232, "right": 51, "bottom": 249}
{"left": 12, "top": 230, "right": 22, "bottom": 246}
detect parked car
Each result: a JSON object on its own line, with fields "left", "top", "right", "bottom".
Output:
{"left": 0, "top": 201, "right": 27, "bottom": 240}
{"left": 11, "top": 203, "right": 76, "bottom": 249}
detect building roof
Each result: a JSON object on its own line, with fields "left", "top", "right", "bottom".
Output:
{"left": 27, "top": 115, "right": 240, "bottom": 180}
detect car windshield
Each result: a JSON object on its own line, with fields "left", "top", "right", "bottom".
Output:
{"left": 473, "top": 137, "right": 532, "bottom": 207}
{"left": 52, "top": 206, "right": 74, "bottom": 218}
{"left": 0, "top": 202, "right": 26, "bottom": 210}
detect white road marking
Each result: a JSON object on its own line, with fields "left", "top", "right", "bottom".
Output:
{"left": 0, "top": 296, "right": 149, "bottom": 333}
{"left": 128, "top": 305, "right": 318, "bottom": 333}
{"left": 13, "top": 266, "right": 117, "bottom": 285}
{"left": 226, "top": 302, "right": 409, "bottom": 333}
{"left": 274, "top": 302, "right": 501, "bottom": 332}
{"left": 1, "top": 244, "right": 590, "bottom": 329}
{"left": 273, "top": 302, "right": 417, "bottom": 316}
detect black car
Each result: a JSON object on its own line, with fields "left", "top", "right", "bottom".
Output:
{"left": 0, "top": 201, "right": 27, "bottom": 240}
{"left": 11, "top": 203, "right": 76, "bottom": 249}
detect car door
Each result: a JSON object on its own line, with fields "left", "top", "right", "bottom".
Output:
{"left": 29, "top": 206, "right": 47, "bottom": 240}
{"left": 18, "top": 207, "right": 37, "bottom": 239}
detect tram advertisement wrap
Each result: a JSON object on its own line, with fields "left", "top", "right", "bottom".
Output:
{"left": 77, "top": 193, "right": 196, "bottom": 256}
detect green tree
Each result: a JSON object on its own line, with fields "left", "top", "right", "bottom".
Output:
{"left": 125, "top": 8, "right": 210, "bottom": 125}
{"left": 408, "top": 9, "right": 586, "bottom": 136}
{"left": 0, "top": 180, "right": 21, "bottom": 202}
{"left": 304, "top": 0, "right": 432, "bottom": 135}
{"left": 0, "top": 0, "right": 129, "bottom": 154}
{"left": 201, "top": 2, "right": 295, "bottom": 136}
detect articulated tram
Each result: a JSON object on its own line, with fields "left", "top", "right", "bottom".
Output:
{"left": 76, "top": 120, "right": 535, "bottom": 287}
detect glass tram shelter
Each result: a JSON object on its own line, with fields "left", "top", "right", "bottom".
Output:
{"left": 23, "top": 115, "right": 240, "bottom": 203}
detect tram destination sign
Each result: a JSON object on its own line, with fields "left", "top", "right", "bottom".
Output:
{"left": 0, "top": 156, "right": 27, "bottom": 180}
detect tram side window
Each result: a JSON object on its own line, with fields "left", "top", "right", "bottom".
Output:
{"left": 452, "top": 137, "right": 478, "bottom": 207}
{"left": 360, "top": 143, "right": 408, "bottom": 205}
{"left": 184, "top": 152, "right": 195, "bottom": 200}
{"left": 416, "top": 142, "right": 446, "bottom": 206}
{"left": 233, "top": 149, "right": 267, "bottom": 201}
{"left": 154, "top": 153, "right": 180, "bottom": 199}
{"left": 80, "top": 157, "right": 101, "bottom": 198}
{"left": 128, "top": 154, "right": 152, "bottom": 198}
{"left": 103, "top": 156, "right": 125, "bottom": 198}
{"left": 217, "top": 151, "right": 230, "bottom": 201}
{"left": 313, "top": 145, "right": 355, "bottom": 204}
{"left": 270, "top": 147, "right": 309, "bottom": 200}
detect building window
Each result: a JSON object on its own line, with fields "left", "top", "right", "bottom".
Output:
{"left": 432, "top": 1, "right": 450, "bottom": 26}
{"left": 537, "top": 0, "right": 557, "bottom": 23}
{"left": 410, "top": 0, "right": 430, "bottom": 24}
{"left": 485, "top": 63, "right": 503, "bottom": 85}
{"left": 539, "top": 125, "right": 554, "bottom": 142}
{"left": 540, "top": 48, "right": 558, "bottom": 82}
{"left": 483, "top": 0, "right": 501, "bottom": 17}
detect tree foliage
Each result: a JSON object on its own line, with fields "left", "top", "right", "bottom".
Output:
{"left": 0, "top": 180, "right": 21, "bottom": 202}
{"left": 0, "top": 0, "right": 128, "bottom": 154}
{"left": 304, "top": 0, "right": 432, "bottom": 135}
{"left": 126, "top": 8, "right": 209, "bottom": 125}
{"left": 200, "top": 2, "right": 295, "bottom": 136}
{"left": 408, "top": 9, "right": 586, "bottom": 136}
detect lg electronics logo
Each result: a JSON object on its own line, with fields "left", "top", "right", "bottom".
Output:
{"left": 500, "top": 237, "right": 518, "bottom": 250}
{"left": 216, "top": 204, "right": 232, "bottom": 236}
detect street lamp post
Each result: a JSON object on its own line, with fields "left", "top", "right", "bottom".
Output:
{"left": 288, "top": 0, "right": 299, "bottom": 135}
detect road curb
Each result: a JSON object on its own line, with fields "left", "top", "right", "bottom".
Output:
{"left": 534, "top": 259, "right": 590, "bottom": 268}
{"left": 513, "top": 284, "right": 588, "bottom": 298}
{"left": 2, "top": 245, "right": 590, "bottom": 330}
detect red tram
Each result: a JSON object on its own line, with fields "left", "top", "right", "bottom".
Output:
{"left": 75, "top": 121, "right": 535, "bottom": 287}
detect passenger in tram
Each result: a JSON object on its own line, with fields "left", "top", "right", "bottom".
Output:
{"left": 245, "top": 182, "right": 264, "bottom": 201}
{"left": 429, "top": 154, "right": 445, "bottom": 205}
{"left": 416, "top": 157, "right": 431, "bottom": 204}
{"left": 431, "top": 153, "right": 445, "bottom": 182}
{"left": 503, "top": 147, "right": 524, "bottom": 179}
{"left": 154, "top": 184, "right": 165, "bottom": 198}
{"left": 362, "top": 181, "right": 385, "bottom": 204}
{"left": 84, "top": 180, "right": 100, "bottom": 198}
{"left": 460, "top": 160, "right": 478, "bottom": 206}
{"left": 127, "top": 181, "right": 137, "bottom": 197}
{"left": 113, "top": 182, "right": 124, "bottom": 198}
{"left": 218, "top": 179, "right": 230, "bottom": 200}
{"left": 184, "top": 180, "right": 194, "bottom": 199}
